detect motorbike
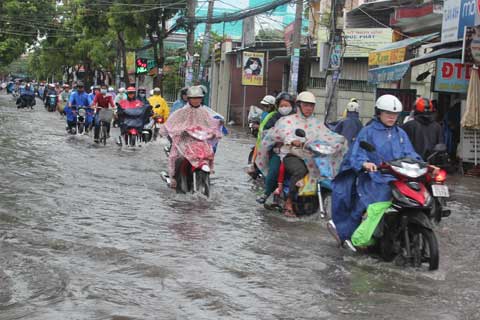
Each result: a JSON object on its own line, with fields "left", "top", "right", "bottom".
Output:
{"left": 152, "top": 116, "right": 165, "bottom": 141}
{"left": 118, "top": 105, "right": 150, "bottom": 148}
{"left": 173, "top": 127, "right": 215, "bottom": 197}
{"left": 70, "top": 106, "right": 87, "bottom": 134}
{"left": 269, "top": 129, "right": 334, "bottom": 217}
{"left": 16, "top": 95, "right": 35, "bottom": 109}
{"left": 358, "top": 141, "right": 442, "bottom": 271}
{"left": 46, "top": 94, "right": 58, "bottom": 112}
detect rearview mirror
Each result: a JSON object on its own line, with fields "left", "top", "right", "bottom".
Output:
{"left": 360, "top": 141, "right": 376, "bottom": 152}
{"left": 295, "top": 129, "right": 306, "bottom": 138}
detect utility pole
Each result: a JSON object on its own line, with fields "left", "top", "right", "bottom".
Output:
{"left": 199, "top": 0, "right": 215, "bottom": 82}
{"left": 186, "top": 0, "right": 197, "bottom": 56}
{"left": 288, "top": 0, "right": 303, "bottom": 94}
{"left": 324, "top": 0, "right": 345, "bottom": 123}
{"left": 185, "top": 0, "right": 197, "bottom": 87}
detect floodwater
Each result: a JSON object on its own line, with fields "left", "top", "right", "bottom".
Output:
{"left": 0, "top": 94, "right": 479, "bottom": 320}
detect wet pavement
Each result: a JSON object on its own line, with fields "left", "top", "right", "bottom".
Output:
{"left": 0, "top": 94, "right": 479, "bottom": 320}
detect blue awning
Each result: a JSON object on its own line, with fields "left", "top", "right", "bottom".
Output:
{"left": 368, "top": 62, "right": 411, "bottom": 84}
{"left": 368, "top": 46, "right": 462, "bottom": 84}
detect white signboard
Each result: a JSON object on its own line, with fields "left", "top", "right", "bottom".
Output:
{"left": 442, "top": 0, "right": 461, "bottom": 43}
{"left": 344, "top": 28, "right": 393, "bottom": 58}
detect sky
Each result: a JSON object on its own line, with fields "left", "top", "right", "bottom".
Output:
{"left": 194, "top": 0, "right": 298, "bottom": 40}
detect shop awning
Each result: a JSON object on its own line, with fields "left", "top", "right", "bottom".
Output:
{"left": 371, "top": 32, "right": 439, "bottom": 53}
{"left": 368, "top": 46, "right": 462, "bottom": 84}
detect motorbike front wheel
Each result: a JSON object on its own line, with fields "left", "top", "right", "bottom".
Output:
{"left": 410, "top": 225, "right": 439, "bottom": 271}
{"left": 78, "top": 123, "right": 84, "bottom": 134}
{"left": 194, "top": 170, "right": 210, "bottom": 197}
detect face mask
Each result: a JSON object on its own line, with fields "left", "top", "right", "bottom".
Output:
{"left": 278, "top": 106, "right": 292, "bottom": 116}
{"left": 101, "top": 89, "right": 107, "bottom": 94}
{"left": 139, "top": 93, "right": 146, "bottom": 98}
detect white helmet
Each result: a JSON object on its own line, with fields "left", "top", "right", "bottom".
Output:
{"left": 149, "top": 89, "right": 154, "bottom": 96}
{"left": 187, "top": 86, "right": 204, "bottom": 98}
{"left": 375, "top": 94, "right": 403, "bottom": 113}
{"left": 346, "top": 101, "right": 360, "bottom": 112}
{"left": 118, "top": 87, "right": 125, "bottom": 93}
{"left": 108, "top": 87, "right": 114, "bottom": 92}
{"left": 297, "top": 91, "right": 316, "bottom": 104}
{"left": 260, "top": 95, "right": 276, "bottom": 105}
{"left": 153, "top": 87, "right": 161, "bottom": 93}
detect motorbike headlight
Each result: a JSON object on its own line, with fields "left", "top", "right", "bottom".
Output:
{"left": 391, "top": 163, "right": 428, "bottom": 178}
{"left": 79, "top": 109, "right": 86, "bottom": 117}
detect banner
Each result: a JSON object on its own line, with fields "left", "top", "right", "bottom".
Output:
{"left": 368, "top": 47, "right": 406, "bottom": 66}
{"left": 441, "top": 0, "right": 480, "bottom": 42}
{"left": 344, "top": 28, "right": 393, "bottom": 58}
{"left": 462, "top": 25, "right": 480, "bottom": 64}
{"left": 435, "top": 58, "right": 473, "bottom": 93}
{"left": 242, "top": 52, "right": 264, "bottom": 86}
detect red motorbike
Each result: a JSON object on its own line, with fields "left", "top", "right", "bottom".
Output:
{"left": 360, "top": 141, "right": 447, "bottom": 271}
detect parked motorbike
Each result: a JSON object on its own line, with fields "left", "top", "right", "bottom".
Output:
{"left": 359, "top": 141, "right": 442, "bottom": 271}
{"left": 174, "top": 127, "right": 215, "bottom": 197}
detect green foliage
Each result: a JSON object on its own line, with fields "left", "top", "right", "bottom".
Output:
{"left": 256, "top": 28, "right": 283, "bottom": 41}
{"left": 3, "top": 0, "right": 186, "bottom": 87}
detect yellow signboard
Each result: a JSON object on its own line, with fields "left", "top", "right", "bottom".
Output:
{"left": 126, "top": 52, "right": 136, "bottom": 74}
{"left": 368, "top": 47, "right": 406, "bottom": 66}
{"left": 242, "top": 51, "right": 264, "bottom": 86}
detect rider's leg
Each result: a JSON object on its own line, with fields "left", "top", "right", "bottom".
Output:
{"left": 93, "top": 114, "right": 101, "bottom": 140}
{"left": 264, "top": 154, "right": 281, "bottom": 197}
{"left": 283, "top": 155, "right": 308, "bottom": 214}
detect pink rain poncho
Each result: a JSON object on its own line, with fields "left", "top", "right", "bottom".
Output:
{"left": 164, "top": 104, "right": 221, "bottom": 178}
{"left": 255, "top": 111, "right": 347, "bottom": 186}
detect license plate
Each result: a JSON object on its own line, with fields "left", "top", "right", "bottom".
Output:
{"left": 432, "top": 184, "right": 449, "bottom": 197}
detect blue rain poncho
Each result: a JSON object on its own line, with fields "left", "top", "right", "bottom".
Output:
{"left": 331, "top": 118, "right": 421, "bottom": 242}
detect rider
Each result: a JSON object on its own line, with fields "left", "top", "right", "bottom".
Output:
{"left": 329, "top": 95, "right": 425, "bottom": 251}
{"left": 114, "top": 87, "right": 127, "bottom": 105}
{"left": 116, "top": 86, "right": 145, "bottom": 145}
{"left": 256, "top": 91, "right": 347, "bottom": 217}
{"left": 401, "top": 97, "right": 444, "bottom": 160}
{"left": 334, "top": 100, "right": 363, "bottom": 147}
{"left": 59, "top": 84, "right": 71, "bottom": 114}
{"left": 92, "top": 84, "right": 115, "bottom": 143}
{"left": 18, "top": 82, "right": 35, "bottom": 107}
{"left": 163, "top": 86, "right": 221, "bottom": 188}
{"left": 137, "top": 87, "right": 149, "bottom": 106}
{"left": 255, "top": 92, "right": 296, "bottom": 204}
{"left": 170, "top": 87, "right": 188, "bottom": 114}
{"left": 148, "top": 87, "right": 170, "bottom": 121}
{"left": 66, "top": 81, "right": 93, "bottom": 133}
{"left": 107, "top": 86, "right": 116, "bottom": 100}
{"left": 259, "top": 95, "right": 276, "bottom": 120}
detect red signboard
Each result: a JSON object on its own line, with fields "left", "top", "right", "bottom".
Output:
{"left": 284, "top": 22, "right": 295, "bottom": 50}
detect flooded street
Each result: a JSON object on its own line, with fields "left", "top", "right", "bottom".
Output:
{"left": 0, "top": 94, "right": 479, "bottom": 320}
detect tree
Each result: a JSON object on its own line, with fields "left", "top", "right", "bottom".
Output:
{"left": 0, "top": 0, "right": 56, "bottom": 67}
